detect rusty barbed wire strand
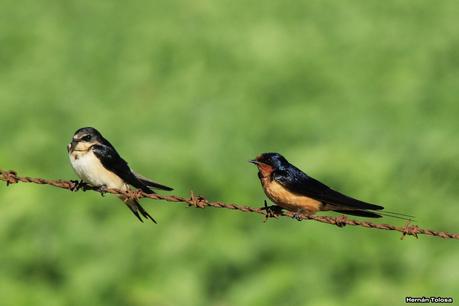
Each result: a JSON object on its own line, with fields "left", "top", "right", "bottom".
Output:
{"left": 1, "top": 169, "right": 458, "bottom": 240}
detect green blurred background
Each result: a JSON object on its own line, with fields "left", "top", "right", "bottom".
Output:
{"left": 0, "top": 0, "right": 458, "bottom": 305}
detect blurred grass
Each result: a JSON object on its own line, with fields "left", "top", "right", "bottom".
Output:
{"left": 1, "top": 0, "right": 459, "bottom": 305}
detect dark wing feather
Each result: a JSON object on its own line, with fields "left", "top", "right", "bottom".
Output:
{"left": 333, "top": 210, "right": 382, "bottom": 218}
{"left": 132, "top": 171, "right": 173, "bottom": 191}
{"left": 91, "top": 144, "right": 154, "bottom": 194}
{"left": 273, "top": 167, "right": 383, "bottom": 211}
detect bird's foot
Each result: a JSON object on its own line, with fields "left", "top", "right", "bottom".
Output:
{"left": 96, "top": 185, "right": 108, "bottom": 197}
{"left": 69, "top": 180, "right": 79, "bottom": 191}
{"left": 292, "top": 209, "right": 307, "bottom": 221}
{"left": 334, "top": 215, "right": 348, "bottom": 227}
{"left": 261, "top": 200, "right": 283, "bottom": 222}
{"left": 70, "top": 180, "right": 88, "bottom": 192}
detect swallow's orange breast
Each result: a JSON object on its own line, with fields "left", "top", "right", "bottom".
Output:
{"left": 261, "top": 178, "right": 322, "bottom": 213}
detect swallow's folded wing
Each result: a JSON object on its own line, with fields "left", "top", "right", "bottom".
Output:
{"left": 273, "top": 168, "right": 384, "bottom": 211}
{"left": 131, "top": 171, "right": 173, "bottom": 191}
{"left": 92, "top": 144, "right": 153, "bottom": 194}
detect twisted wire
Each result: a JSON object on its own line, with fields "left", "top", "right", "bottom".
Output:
{"left": 1, "top": 169, "right": 457, "bottom": 240}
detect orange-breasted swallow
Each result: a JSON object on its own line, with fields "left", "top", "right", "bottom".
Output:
{"left": 68, "top": 127, "right": 173, "bottom": 223}
{"left": 250, "top": 152, "right": 412, "bottom": 219}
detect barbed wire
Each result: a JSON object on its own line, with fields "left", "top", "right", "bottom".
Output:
{"left": 1, "top": 169, "right": 458, "bottom": 240}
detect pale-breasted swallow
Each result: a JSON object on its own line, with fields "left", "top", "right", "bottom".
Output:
{"left": 68, "top": 127, "right": 173, "bottom": 223}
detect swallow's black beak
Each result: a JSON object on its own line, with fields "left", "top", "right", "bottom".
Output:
{"left": 249, "top": 159, "right": 260, "bottom": 165}
{"left": 68, "top": 140, "right": 78, "bottom": 153}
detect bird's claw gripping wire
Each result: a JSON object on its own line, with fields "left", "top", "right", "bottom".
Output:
{"left": 291, "top": 209, "right": 308, "bottom": 221}
{"left": 261, "top": 200, "right": 283, "bottom": 222}
{"left": 96, "top": 185, "right": 108, "bottom": 197}
{"left": 70, "top": 180, "right": 89, "bottom": 192}
{"left": 334, "top": 215, "right": 348, "bottom": 228}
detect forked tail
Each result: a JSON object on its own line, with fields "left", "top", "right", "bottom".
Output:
{"left": 333, "top": 209, "right": 414, "bottom": 221}
{"left": 121, "top": 197, "right": 157, "bottom": 223}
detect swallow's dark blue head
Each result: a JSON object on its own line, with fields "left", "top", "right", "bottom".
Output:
{"left": 249, "top": 152, "right": 289, "bottom": 170}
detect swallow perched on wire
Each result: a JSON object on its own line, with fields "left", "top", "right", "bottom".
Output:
{"left": 250, "top": 152, "right": 412, "bottom": 220}
{"left": 67, "top": 127, "right": 173, "bottom": 223}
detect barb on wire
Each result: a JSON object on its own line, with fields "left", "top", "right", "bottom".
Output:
{"left": 1, "top": 169, "right": 458, "bottom": 240}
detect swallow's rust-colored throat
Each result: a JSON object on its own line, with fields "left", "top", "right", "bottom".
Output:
{"left": 256, "top": 162, "right": 274, "bottom": 178}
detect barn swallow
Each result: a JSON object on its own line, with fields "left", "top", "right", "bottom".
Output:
{"left": 68, "top": 127, "right": 173, "bottom": 223}
{"left": 250, "top": 152, "right": 412, "bottom": 220}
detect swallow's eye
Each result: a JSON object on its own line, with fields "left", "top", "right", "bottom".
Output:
{"left": 81, "top": 135, "right": 91, "bottom": 142}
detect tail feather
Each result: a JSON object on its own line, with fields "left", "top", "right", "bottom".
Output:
{"left": 382, "top": 210, "right": 415, "bottom": 218}
{"left": 333, "top": 209, "right": 382, "bottom": 218}
{"left": 123, "top": 198, "right": 157, "bottom": 223}
{"left": 130, "top": 206, "right": 144, "bottom": 222}
{"left": 376, "top": 211, "right": 414, "bottom": 221}
{"left": 324, "top": 202, "right": 413, "bottom": 220}
{"left": 333, "top": 209, "right": 414, "bottom": 221}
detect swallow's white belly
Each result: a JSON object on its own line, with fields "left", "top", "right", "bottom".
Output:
{"left": 69, "top": 150, "right": 126, "bottom": 189}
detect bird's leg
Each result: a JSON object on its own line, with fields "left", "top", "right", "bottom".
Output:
{"left": 70, "top": 180, "right": 88, "bottom": 192}
{"left": 70, "top": 180, "right": 80, "bottom": 191}
{"left": 96, "top": 184, "right": 108, "bottom": 197}
{"left": 81, "top": 182, "right": 91, "bottom": 192}
{"left": 292, "top": 208, "right": 310, "bottom": 221}
{"left": 261, "top": 200, "right": 283, "bottom": 222}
